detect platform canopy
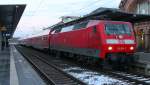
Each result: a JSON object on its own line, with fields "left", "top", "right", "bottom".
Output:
{"left": 0, "top": 5, "right": 26, "bottom": 38}
{"left": 87, "top": 8, "right": 150, "bottom": 23}
{"left": 50, "top": 8, "right": 150, "bottom": 31}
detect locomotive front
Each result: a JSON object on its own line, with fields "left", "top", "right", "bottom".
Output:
{"left": 101, "top": 21, "right": 136, "bottom": 63}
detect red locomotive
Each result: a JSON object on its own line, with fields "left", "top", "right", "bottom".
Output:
{"left": 21, "top": 20, "right": 136, "bottom": 66}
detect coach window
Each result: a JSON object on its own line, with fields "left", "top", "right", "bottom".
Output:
{"left": 61, "top": 25, "right": 74, "bottom": 32}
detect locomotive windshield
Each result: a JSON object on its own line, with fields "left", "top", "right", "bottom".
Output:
{"left": 105, "top": 24, "right": 131, "bottom": 35}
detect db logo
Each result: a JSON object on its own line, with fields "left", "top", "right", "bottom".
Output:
{"left": 118, "top": 47, "right": 125, "bottom": 50}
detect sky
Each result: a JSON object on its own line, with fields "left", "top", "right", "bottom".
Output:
{"left": 0, "top": 0, "right": 121, "bottom": 38}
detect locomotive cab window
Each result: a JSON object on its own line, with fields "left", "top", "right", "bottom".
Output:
{"left": 105, "top": 24, "right": 131, "bottom": 35}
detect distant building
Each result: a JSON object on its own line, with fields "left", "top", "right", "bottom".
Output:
{"left": 8, "top": 38, "right": 19, "bottom": 45}
{"left": 120, "top": 0, "right": 150, "bottom": 52}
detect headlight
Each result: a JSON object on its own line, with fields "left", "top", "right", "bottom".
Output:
{"left": 130, "top": 46, "right": 134, "bottom": 50}
{"left": 124, "top": 40, "right": 134, "bottom": 44}
{"left": 106, "top": 39, "right": 119, "bottom": 44}
{"left": 108, "top": 46, "right": 113, "bottom": 50}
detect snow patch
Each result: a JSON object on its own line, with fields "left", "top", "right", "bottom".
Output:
{"left": 64, "top": 67, "right": 130, "bottom": 85}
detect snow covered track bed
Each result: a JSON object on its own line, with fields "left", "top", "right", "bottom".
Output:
{"left": 63, "top": 67, "right": 129, "bottom": 85}
{"left": 108, "top": 71, "right": 150, "bottom": 85}
{"left": 16, "top": 45, "right": 150, "bottom": 85}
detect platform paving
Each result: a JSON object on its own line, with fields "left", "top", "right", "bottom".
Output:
{"left": 0, "top": 47, "right": 10, "bottom": 85}
{"left": 132, "top": 52, "right": 150, "bottom": 75}
{"left": 10, "top": 45, "right": 46, "bottom": 85}
{"left": 135, "top": 52, "right": 150, "bottom": 63}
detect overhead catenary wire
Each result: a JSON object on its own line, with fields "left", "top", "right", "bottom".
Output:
{"left": 20, "top": 0, "right": 120, "bottom": 39}
{"left": 21, "top": 0, "right": 45, "bottom": 38}
{"left": 69, "top": 0, "right": 118, "bottom": 16}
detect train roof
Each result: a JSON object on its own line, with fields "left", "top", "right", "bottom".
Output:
{"left": 22, "top": 29, "right": 50, "bottom": 39}
{"left": 49, "top": 8, "right": 150, "bottom": 31}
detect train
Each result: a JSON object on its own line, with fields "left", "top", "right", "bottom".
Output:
{"left": 21, "top": 20, "right": 136, "bottom": 67}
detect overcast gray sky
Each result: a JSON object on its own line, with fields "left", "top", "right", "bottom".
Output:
{"left": 0, "top": 0, "right": 121, "bottom": 38}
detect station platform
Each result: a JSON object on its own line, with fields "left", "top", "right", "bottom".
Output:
{"left": 136, "top": 52, "right": 150, "bottom": 63}
{"left": 133, "top": 52, "right": 150, "bottom": 74}
{"left": 0, "top": 44, "right": 150, "bottom": 85}
{"left": 0, "top": 45, "right": 46, "bottom": 85}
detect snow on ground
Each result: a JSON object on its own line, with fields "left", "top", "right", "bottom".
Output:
{"left": 63, "top": 67, "right": 130, "bottom": 85}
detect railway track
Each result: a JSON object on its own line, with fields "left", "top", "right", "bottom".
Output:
{"left": 75, "top": 61, "right": 150, "bottom": 85}
{"left": 102, "top": 70, "right": 150, "bottom": 85}
{"left": 16, "top": 46, "right": 86, "bottom": 85}
{"left": 16, "top": 45, "right": 150, "bottom": 85}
